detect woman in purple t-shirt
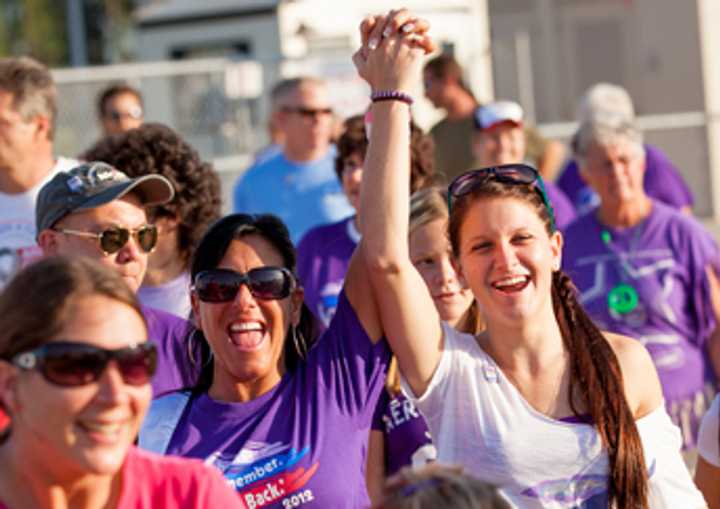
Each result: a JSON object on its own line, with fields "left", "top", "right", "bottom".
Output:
{"left": 562, "top": 118, "right": 720, "bottom": 453}
{"left": 140, "top": 207, "right": 436, "bottom": 508}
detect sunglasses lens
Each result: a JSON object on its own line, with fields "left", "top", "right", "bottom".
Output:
{"left": 248, "top": 268, "right": 291, "bottom": 300}
{"left": 496, "top": 166, "right": 536, "bottom": 184}
{"left": 137, "top": 225, "right": 158, "bottom": 253}
{"left": 41, "top": 346, "right": 106, "bottom": 386}
{"left": 116, "top": 344, "right": 157, "bottom": 385}
{"left": 99, "top": 228, "right": 129, "bottom": 254}
{"left": 195, "top": 270, "right": 240, "bottom": 302}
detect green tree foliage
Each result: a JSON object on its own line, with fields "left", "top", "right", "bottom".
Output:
{"left": 0, "top": 0, "right": 68, "bottom": 65}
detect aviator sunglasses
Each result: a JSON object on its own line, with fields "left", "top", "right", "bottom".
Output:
{"left": 193, "top": 267, "right": 297, "bottom": 303}
{"left": 11, "top": 341, "right": 157, "bottom": 387}
{"left": 447, "top": 163, "right": 557, "bottom": 233}
{"left": 54, "top": 224, "right": 158, "bottom": 255}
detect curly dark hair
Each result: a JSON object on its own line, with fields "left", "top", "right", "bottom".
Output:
{"left": 82, "top": 123, "right": 222, "bottom": 269}
{"left": 335, "top": 114, "right": 436, "bottom": 194}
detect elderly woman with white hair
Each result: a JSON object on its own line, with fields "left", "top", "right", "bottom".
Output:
{"left": 557, "top": 83, "right": 694, "bottom": 215}
{"left": 562, "top": 117, "right": 720, "bottom": 456}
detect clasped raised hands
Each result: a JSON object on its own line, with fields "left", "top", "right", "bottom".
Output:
{"left": 352, "top": 9, "right": 436, "bottom": 94}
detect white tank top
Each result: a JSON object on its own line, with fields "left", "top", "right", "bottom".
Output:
{"left": 405, "top": 323, "right": 706, "bottom": 508}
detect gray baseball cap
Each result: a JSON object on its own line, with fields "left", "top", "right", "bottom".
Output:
{"left": 36, "top": 161, "right": 175, "bottom": 235}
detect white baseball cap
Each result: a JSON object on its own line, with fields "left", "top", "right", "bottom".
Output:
{"left": 474, "top": 101, "right": 524, "bottom": 131}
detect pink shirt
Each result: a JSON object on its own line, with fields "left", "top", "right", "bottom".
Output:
{"left": 0, "top": 447, "right": 242, "bottom": 509}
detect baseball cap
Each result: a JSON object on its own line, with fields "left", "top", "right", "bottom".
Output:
{"left": 36, "top": 161, "right": 175, "bottom": 235}
{"left": 474, "top": 101, "right": 524, "bottom": 131}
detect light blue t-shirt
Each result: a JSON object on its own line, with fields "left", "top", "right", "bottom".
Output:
{"left": 233, "top": 148, "right": 354, "bottom": 243}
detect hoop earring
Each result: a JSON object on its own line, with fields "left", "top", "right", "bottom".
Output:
{"left": 188, "top": 329, "right": 213, "bottom": 369}
{"left": 291, "top": 325, "right": 308, "bottom": 361}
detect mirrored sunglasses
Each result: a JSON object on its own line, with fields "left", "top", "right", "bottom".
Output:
{"left": 54, "top": 224, "right": 158, "bottom": 255}
{"left": 193, "top": 267, "right": 296, "bottom": 303}
{"left": 447, "top": 163, "right": 557, "bottom": 232}
{"left": 12, "top": 341, "right": 157, "bottom": 387}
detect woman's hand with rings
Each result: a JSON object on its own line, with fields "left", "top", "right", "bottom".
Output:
{"left": 352, "top": 9, "right": 435, "bottom": 93}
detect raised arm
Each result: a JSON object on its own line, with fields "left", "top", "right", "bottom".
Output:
{"left": 351, "top": 10, "right": 444, "bottom": 397}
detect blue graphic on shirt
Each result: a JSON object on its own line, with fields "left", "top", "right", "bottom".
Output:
{"left": 521, "top": 474, "right": 608, "bottom": 507}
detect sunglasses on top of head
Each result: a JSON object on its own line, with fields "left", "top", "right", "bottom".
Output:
{"left": 447, "top": 163, "right": 557, "bottom": 233}
{"left": 11, "top": 341, "right": 157, "bottom": 387}
{"left": 54, "top": 224, "right": 158, "bottom": 256}
{"left": 193, "top": 267, "right": 297, "bottom": 303}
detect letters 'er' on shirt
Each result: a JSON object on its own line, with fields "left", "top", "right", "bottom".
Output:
{"left": 154, "top": 291, "right": 390, "bottom": 509}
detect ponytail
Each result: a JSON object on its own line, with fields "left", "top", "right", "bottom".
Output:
{"left": 551, "top": 270, "right": 648, "bottom": 508}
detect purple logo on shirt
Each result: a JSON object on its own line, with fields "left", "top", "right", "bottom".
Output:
{"left": 521, "top": 474, "right": 608, "bottom": 507}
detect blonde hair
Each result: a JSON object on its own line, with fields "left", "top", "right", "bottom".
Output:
{"left": 373, "top": 464, "right": 510, "bottom": 509}
{"left": 386, "top": 188, "right": 482, "bottom": 395}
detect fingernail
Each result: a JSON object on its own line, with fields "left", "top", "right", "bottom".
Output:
{"left": 368, "top": 38, "right": 378, "bottom": 50}
{"left": 382, "top": 26, "right": 392, "bottom": 38}
{"left": 402, "top": 23, "right": 415, "bottom": 33}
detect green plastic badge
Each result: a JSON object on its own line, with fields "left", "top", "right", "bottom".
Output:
{"left": 607, "top": 283, "right": 639, "bottom": 314}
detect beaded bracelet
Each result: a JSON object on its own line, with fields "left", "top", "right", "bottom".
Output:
{"left": 370, "top": 90, "right": 414, "bottom": 106}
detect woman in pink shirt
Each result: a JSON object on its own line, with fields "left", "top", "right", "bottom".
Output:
{"left": 0, "top": 256, "right": 240, "bottom": 509}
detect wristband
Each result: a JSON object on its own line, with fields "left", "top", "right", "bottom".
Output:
{"left": 370, "top": 90, "right": 414, "bottom": 106}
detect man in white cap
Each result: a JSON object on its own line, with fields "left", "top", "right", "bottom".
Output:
{"left": 471, "top": 100, "right": 577, "bottom": 231}
{"left": 35, "top": 161, "right": 200, "bottom": 396}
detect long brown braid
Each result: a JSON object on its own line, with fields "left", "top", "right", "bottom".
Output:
{"left": 448, "top": 180, "right": 648, "bottom": 508}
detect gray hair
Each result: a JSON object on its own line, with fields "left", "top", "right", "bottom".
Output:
{"left": 577, "top": 82, "right": 635, "bottom": 124}
{"left": 269, "top": 76, "right": 327, "bottom": 109}
{"left": 573, "top": 118, "right": 644, "bottom": 169}
{"left": 0, "top": 56, "right": 57, "bottom": 139}
{"left": 409, "top": 187, "right": 448, "bottom": 235}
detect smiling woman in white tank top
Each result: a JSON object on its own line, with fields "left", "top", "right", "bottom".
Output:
{"left": 351, "top": 9, "right": 706, "bottom": 508}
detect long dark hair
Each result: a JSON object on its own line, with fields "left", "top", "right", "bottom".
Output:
{"left": 189, "top": 213, "right": 318, "bottom": 392}
{"left": 448, "top": 180, "right": 648, "bottom": 509}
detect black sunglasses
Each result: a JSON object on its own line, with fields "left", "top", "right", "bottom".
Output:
{"left": 11, "top": 341, "right": 157, "bottom": 387}
{"left": 282, "top": 106, "right": 333, "bottom": 118}
{"left": 447, "top": 163, "right": 557, "bottom": 232}
{"left": 54, "top": 224, "right": 158, "bottom": 255}
{"left": 193, "top": 267, "right": 296, "bottom": 303}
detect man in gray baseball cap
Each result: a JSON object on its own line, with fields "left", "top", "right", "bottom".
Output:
{"left": 35, "top": 161, "right": 202, "bottom": 396}
{"left": 36, "top": 161, "right": 174, "bottom": 292}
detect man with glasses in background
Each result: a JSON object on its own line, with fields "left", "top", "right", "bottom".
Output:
{"left": 97, "top": 83, "right": 144, "bottom": 137}
{"left": 233, "top": 76, "right": 354, "bottom": 243}
{"left": 35, "top": 161, "right": 201, "bottom": 397}
{"left": 0, "top": 56, "right": 79, "bottom": 288}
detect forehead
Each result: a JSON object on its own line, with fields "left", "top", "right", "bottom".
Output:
{"left": 219, "top": 235, "right": 285, "bottom": 270}
{"left": 106, "top": 92, "right": 141, "bottom": 107}
{"left": 287, "top": 83, "right": 328, "bottom": 105}
{"left": 56, "top": 294, "right": 147, "bottom": 349}
{"left": 479, "top": 123, "right": 523, "bottom": 138}
{"left": 410, "top": 219, "right": 449, "bottom": 253}
{"left": 586, "top": 137, "right": 639, "bottom": 161}
{"left": 460, "top": 196, "right": 547, "bottom": 236}
{"left": 60, "top": 194, "right": 147, "bottom": 227}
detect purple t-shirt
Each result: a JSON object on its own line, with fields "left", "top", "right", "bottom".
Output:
{"left": 164, "top": 291, "right": 390, "bottom": 508}
{"left": 562, "top": 202, "right": 719, "bottom": 406}
{"left": 543, "top": 181, "right": 576, "bottom": 232}
{"left": 376, "top": 391, "right": 435, "bottom": 475}
{"left": 297, "top": 217, "right": 358, "bottom": 329}
{"left": 143, "top": 305, "right": 200, "bottom": 397}
{"left": 557, "top": 144, "right": 694, "bottom": 215}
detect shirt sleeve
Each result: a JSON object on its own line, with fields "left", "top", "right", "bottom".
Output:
{"left": 637, "top": 405, "right": 708, "bottom": 507}
{"left": 698, "top": 395, "right": 720, "bottom": 467}
{"left": 309, "top": 290, "right": 391, "bottom": 425}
